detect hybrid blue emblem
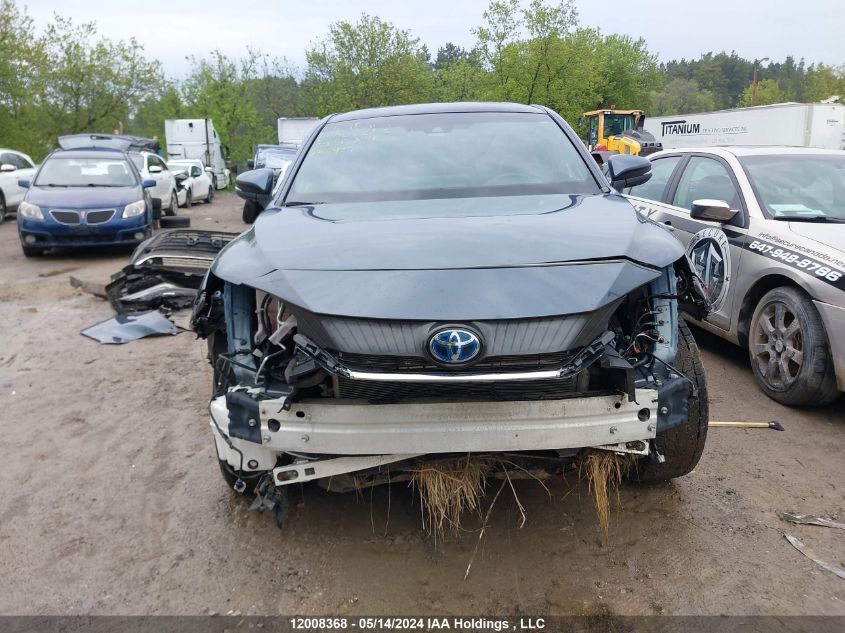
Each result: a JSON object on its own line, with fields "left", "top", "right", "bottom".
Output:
{"left": 428, "top": 328, "right": 481, "bottom": 364}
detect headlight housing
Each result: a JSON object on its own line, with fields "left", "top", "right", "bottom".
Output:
{"left": 18, "top": 201, "right": 43, "bottom": 220}
{"left": 122, "top": 200, "right": 146, "bottom": 218}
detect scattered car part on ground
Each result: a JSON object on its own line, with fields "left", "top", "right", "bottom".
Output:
{"left": 784, "top": 533, "right": 845, "bottom": 580}
{"left": 779, "top": 512, "right": 845, "bottom": 530}
{"left": 628, "top": 147, "right": 845, "bottom": 406}
{"left": 709, "top": 420, "right": 785, "bottom": 430}
{"left": 69, "top": 275, "right": 108, "bottom": 299}
{"left": 105, "top": 229, "right": 235, "bottom": 313}
{"left": 81, "top": 309, "right": 182, "bottom": 344}
{"left": 192, "top": 102, "right": 712, "bottom": 527}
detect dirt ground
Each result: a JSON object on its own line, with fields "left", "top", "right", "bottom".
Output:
{"left": 0, "top": 192, "right": 843, "bottom": 617}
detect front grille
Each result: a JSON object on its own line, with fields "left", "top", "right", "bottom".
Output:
{"left": 336, "top": 351, "right": 571, "bottom": 373}
{"left": 143, "top": 230, "right": 234, "bottom": 256}
{"left": 50, "top": 210, "right": 79, "bottom": 224}
{"left": 86, "top": 210, "right": 114, "bottom": 224}
{"left": 335, "top": 375, "right": 581, "bottom": 403}
{"left": 48, "top": 234, "right": 127, "bottom": 244}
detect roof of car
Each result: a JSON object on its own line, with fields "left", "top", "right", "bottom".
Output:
{"left": 657, "top": 146, "right": 845, "bottom": 158}
{"left": 330, "top": 102, "right": 545, "bottom": 122}
{"left": 48, "top": 148, "right": 128, "bottom": 160}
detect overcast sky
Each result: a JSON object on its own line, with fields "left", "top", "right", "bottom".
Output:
{"left": 23, "top": 0, "right": 844, "bottom": 77}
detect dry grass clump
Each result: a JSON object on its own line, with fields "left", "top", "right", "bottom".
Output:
{"left": 410, "top": 456, "right": 492, "bottom": 544}
{"left": 580, "top": 450, "right": 630, "bottom": 543}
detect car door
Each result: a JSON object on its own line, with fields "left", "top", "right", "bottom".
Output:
{"left": 0, "top": 152, "right": 35, "bottom": 208}
{"left": 147, "top": 155, "right": 170, "bottom": 201}
{"left": 646, "top": 154, "right": 749, "bottom": 330}
{"left": 190, "top": 164, "right": 207, "bottom": 196}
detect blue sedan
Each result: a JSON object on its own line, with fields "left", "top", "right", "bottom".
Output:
{"left": 17, "top": 147, "right": 156, "bottom": 257}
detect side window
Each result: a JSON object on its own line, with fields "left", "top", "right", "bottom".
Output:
{"left": 151, "top": 156, "right": 167, "bottom": 171}
{"left": 0, "top": 153, "right": 13, "bottom": 168}
{"left": 673, "top": 156, "right": 741, "bottom": 212}
{"left": 627, "top": 156, "right": 681, "bottom": 202}
{"left": 9, "top": 153, "right": 32, "bottom": 169}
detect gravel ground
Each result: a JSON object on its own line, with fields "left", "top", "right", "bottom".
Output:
{"left": 0, "top": 192, "right": 843, "bottom": 616}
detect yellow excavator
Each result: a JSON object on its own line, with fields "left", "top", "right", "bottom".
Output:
{"left": 582, "top": 109, "right": 662, "bottom": 157}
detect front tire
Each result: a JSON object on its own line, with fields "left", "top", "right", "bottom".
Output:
{"left": 184, "top": 189, "right": 192, "bottom": 209}
{"left": 632, "top": 320, "right": 709, "bottom": 482}
{"left": 749, "top": 287, "right": 838, "bottom": 406}
{"left": 0, "top": 192, "right": 6, "bottom": 224}
{"left": 165, "top": 191, "right": 178, "bottom": 216}
{"left": 206, "top": 186, "right": 214, "bottom": 203}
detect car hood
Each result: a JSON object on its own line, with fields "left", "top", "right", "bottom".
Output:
{"left": 25, "top": 186, "right": 142, "bottom": 208}
{"left": 788, "top": 222, "right": 845, "bottom": 253}
{"left": 212, "top": 193, "right": 683, "bottom": 320}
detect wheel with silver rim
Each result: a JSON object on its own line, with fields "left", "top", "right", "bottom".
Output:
{"left": 164, "top": 191, "right": 178, "bottom": 216}
{"left": 748, "top": 287, "right": 838, "bottom": 406}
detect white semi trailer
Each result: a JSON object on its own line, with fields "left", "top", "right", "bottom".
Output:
{"left": 165, "top": 119, "right": 231, "bottom": 189}
{"left": 277, "top": 117, "right": 320, "bottom": 147}
{"left": 645, "top": 102, "right": 845, "bottom": 150}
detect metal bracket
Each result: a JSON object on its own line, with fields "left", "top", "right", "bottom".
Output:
{"left": 272, "top": 453, "right": 421, "bottom": 486}
{"left": 592, "top": 440, "right": 650, "bottom": 456}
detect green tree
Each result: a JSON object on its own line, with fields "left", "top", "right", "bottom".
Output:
{"left": 181, "top": 50, "right": 262, "bottom": 162}
{"left": 304, "top": 14, "right": 435, "bottom": 114}
{"left": 39, "top": 16, "right": 164, "bottom": 138}
{"left": 650, "top": 78, "right": 717, "bottom": 115}
{"left": 738, "top": 78, "right": 785, "bottom": 107}
{"left": 0, "top": 0, "right": 44, "bottom": 155}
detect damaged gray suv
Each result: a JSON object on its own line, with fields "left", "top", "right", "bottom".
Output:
{"left": 192, "top": 103, "right": 710, "bottom": 521}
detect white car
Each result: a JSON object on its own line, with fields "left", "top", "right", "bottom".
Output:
{"left": 0, "top": 148, "right": 37, "bottom": 223}
{"left": 128, "top": 152, "right": 179, "bottom": 216}
{"left": 166, "top": 160, "right": 215, "bottom": 207}
{"left": 627, "top": 146, "right": 845, "bottom": 405}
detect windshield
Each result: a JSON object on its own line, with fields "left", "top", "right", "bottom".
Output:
{"left": 167, "top": 162, "right": 189, "bottom": 173}
{"left": 34, "top": 156, "right": 137, "bottom": 187}
{"left": 285, "top": 112, "right": 598, "bottom": 204}
{"left": 255, "top": 147, "right": 296, "bottom": 170}
{"left": 603, "top": 114, "right": 636, "bottom": 137}
{"left": 741, "top": 154, "right": 845, "bottom": 221}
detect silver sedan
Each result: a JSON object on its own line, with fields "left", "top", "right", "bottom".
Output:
{"left": 626, "top": 146, "right": 844, "bottom": 406}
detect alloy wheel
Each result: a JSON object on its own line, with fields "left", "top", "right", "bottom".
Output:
{"left": 751, "top": 300, "right": 803, "bottom": 389}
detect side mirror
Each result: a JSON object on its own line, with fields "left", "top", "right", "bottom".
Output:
{"left": 205, "top": 166, "right": 213, "bottom": 173}
{"left": 142, "top": 178, "right": 156, "bottom": 188}
{"left": 148, "top": 165, "right": 162, "bottom": 173}
{"left": 606, "top": 154, "right": 652, "bottom": 193}
{"left": 18, "top": 178, "right": 30, "bottom": 188}
{"left": 691, "top": 199, "right": 737, "bottom": 222}
{"left": 235, "top": 168, "right": 274, "bottom": 204}
{"left": 247, "top": 159, "right": 255, "bottom": 169}
{"left": 1, "top": 163, "right": 16, "bottom": 173}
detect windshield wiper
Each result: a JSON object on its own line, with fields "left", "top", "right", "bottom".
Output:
{"left": 283, "top": 201, "right": 323, "bottom": 207}
{"left": 771, "top": 215, "right": 845, "bottom": 223}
